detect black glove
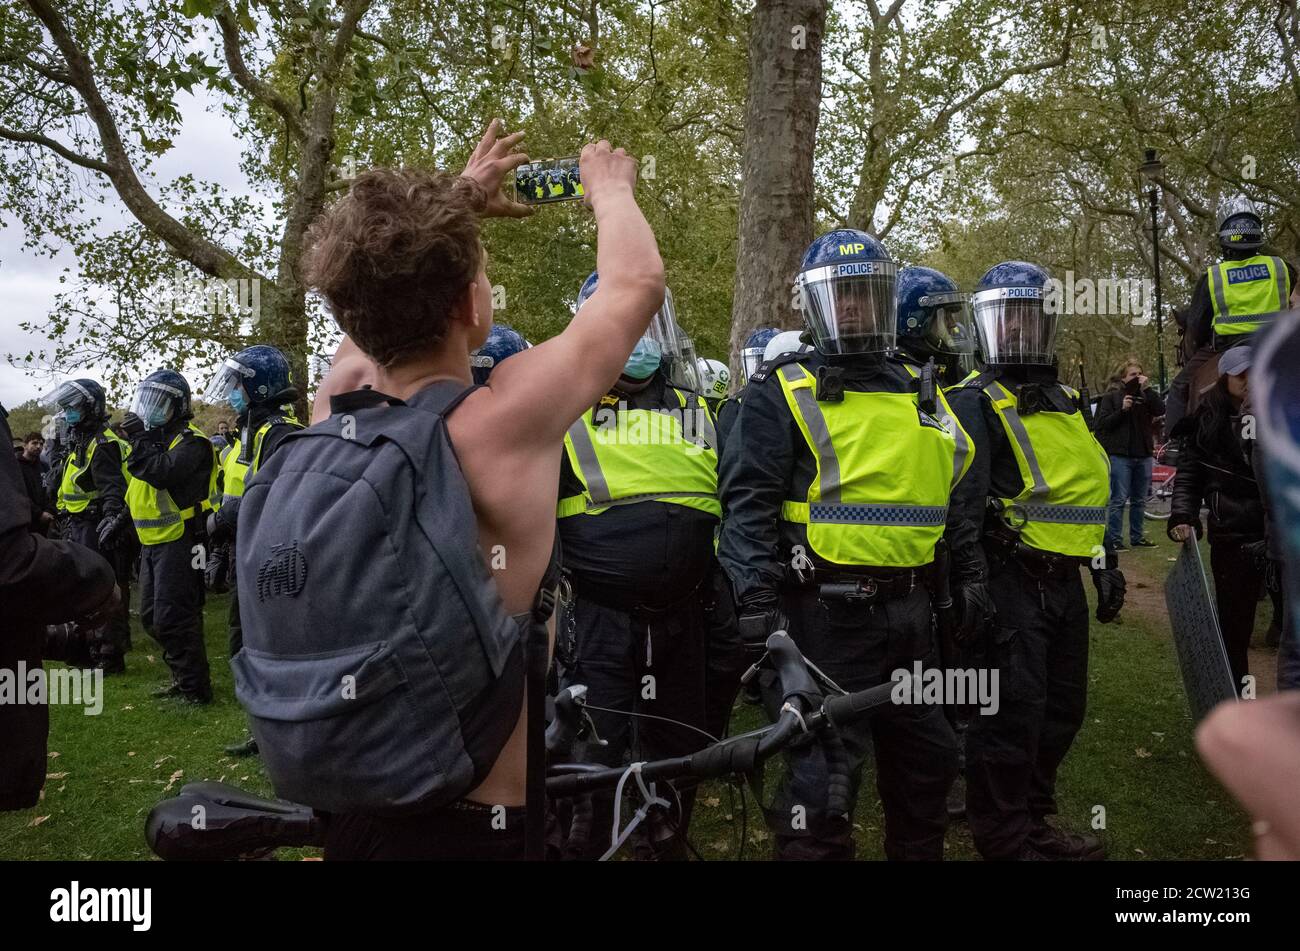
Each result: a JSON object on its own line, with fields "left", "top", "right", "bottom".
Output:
{"left": 954, "top": 581, "right": 996, "bottom": 646}
{"left": 1241, "top": 539, "right": 1270, "bottom": 572}
{"left": 206, "top": 509, "right": 234, "bottom": 544}
{"left": 736, "top": 596, "right": 790, "bottom": 659}
{"left": 95, "top": 509, "right": 129, "bottom": 550}
{"left": 1092, "top": 567, "right": 1126, "bottom": 623}
{"left": 119, "top": 412, "right": 145, "bottom": 439}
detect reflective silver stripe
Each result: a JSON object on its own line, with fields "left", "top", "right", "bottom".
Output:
{"left": 1019, "top": 504, "right": 1106, "bottom": 525}
{"left": 62, "top": 491, "right": 96, "bottom": 502}
{"left": 1273, "top": 256, "right": 1289, "bottom": 309}
{"left": 987, "top": 381, "right": 1050, "bottom": 498}
{"left": 566, "top": 414, "right": 613, "bottom": 506}
{"left": 779, "top": 364, "right": 841, "bottom": 502}
{"left": 1215, "top": 310, "right": 1281, "bottom": 325}
{"left": 683, "top": 394, "right": 718, "bottom": 452}
{"left": 1209, "top": 264, "right": 1229, "bottom": 318}
{"left": 576, "top": 491, "right": 717, "bottom": 512}
{"left": 808, "top": 503, "right": 948, "bottom": 526}
{"left": 133, "top": 513, "right": 182, "bottom": 529}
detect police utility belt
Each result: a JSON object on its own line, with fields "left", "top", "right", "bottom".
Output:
{"left": 784, "top": 557, "right": 924, "bottom": 604}
{"left": 983, "top": 503, "right": 1087, "bottom": 576}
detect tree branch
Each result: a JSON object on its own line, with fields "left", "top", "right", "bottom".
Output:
{"left": 0, "top": 125, "right": 110, "bottom": 172}
{"left": 215, "top": 2, "right": 307, "bottom": 142}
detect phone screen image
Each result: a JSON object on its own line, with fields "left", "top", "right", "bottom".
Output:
{"left": 515, "top": 157, "right": 584, "bottom": 204}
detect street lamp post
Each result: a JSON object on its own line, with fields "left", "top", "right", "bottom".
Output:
{"left": 1139, "top": 148, "right": 1167, "bottom": 392}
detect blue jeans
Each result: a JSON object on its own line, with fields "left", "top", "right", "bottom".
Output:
{"left": 1106, "top": 455, "right": 1154, "bottom": 548}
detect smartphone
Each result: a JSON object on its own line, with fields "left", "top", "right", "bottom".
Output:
{"left": 515, "top": 157, "right": 584, "bottom": 204}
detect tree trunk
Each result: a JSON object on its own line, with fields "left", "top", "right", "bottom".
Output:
{"left": 729, "top": 0, "right": 825, "bottom": 373}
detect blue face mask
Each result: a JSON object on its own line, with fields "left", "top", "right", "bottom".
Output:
{"left": 622, "top": 338, "right": 663, "bottom": 380}
{"left": 147, "top": 409, "right": 171, "bottom": 429}
{"left": 63, "top": 408, "right": 82, "bottom": 425}
{"left": 228, "top": 388, "right": 248, "bottom": 415}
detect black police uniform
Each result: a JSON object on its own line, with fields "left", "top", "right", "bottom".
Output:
{"left": 718, "top": 350, "right": 958, "bottom": 861}
{"left": 554, "top": 371, "right": 717, "bottom": 859}
{"left": 126, "top": 420, "right": 215, "bottom": 702}
{"left": 945, "top": 366, "right": 1094, "bottom": 860}
{"left": 62, "top": 425, "right": 132, "bottom": 671}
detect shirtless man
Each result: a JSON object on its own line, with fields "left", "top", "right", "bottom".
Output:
{"left": 303, "top": 121, "right": 664, "bottom": 857}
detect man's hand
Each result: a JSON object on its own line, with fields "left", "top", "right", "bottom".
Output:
{"left": 579, "top": 139, "right": 639, "bottom": 211}
{"left": 1092, "top": 567, "right": 1126, "bottom": 623}
{"left": 96, "top": 509, "right": 129, "bottom": 550}
{"left": 77, "top": 584, "right": 121, "bottom": 629}
{"left": 461, "top": 118, "right": 533, "bottom": 219}
{"left": 1138, "top": 374, "right": 1149, "bottom": 388}
{"left": 954, "top": 581, "right": 996, "bottom": 646}
{"left": 119, "top": 412, "right": 145, "bottom": 438}
{"left": 1122, "top": 395, "right": 1134, "bottom": 411}
{"left": 1169, "top": 522, "right": 1196, "bottom": 543}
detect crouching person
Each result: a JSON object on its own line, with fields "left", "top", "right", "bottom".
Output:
{"left": 233, "top": 121, "right": 666, "bottom": 860}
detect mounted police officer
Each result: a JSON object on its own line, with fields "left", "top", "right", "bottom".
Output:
{"left": 39, "top": 379, "right": 133, "bottom": 673}
{"left": 554, "top": 272, "right": 719, "bottom": 859}
{"left": 944, "top": 261, "right": 1124, "bottom": 860}
{"left": 122, "top": 368, "right": 219, "bottom": 704}
{"left": 1167, "top": 197, "right": 1297, "bottom": 433}
{"left": 203, "top": 345, "right": 304, "bottom": 752}
{"left": 719, "top": 228, "right": 972, "bottom": 861}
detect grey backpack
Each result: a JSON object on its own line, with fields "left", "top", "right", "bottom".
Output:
{"left": 232, "top": 383, "right": 525, "bottom": 816}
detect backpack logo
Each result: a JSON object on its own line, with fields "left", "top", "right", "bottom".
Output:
{"left": 257, "top": 541, "right": 308, "bottom": 602}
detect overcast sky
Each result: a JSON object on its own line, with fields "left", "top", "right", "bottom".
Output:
{"left": 0, "top": 86, "right": 256, "bottom": 409}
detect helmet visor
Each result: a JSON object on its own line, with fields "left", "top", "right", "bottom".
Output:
{"left": 38, "top": 380, "right": 94, "bottom": 412}
{"left": 920, "top": 293, "right": 976, "bottom": 356}
{"left": 130, "top": 381, "right": 183, "bottom": 428}
{"left": 798, "top": 262, "right": 898, "bottom": 356}
{"left": 202, "top": 357, "right": 255, "bottom": 405}
{"left": 740, "top": 347, "right": 766, "bottom": 383}
{"left": 971, "top": 287, "right": 1058, "bottom": 366}
{"left": 647, "top": 289, "right": 700, "bottom": 391}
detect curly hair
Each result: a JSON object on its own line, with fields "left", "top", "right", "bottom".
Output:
{"left": 303, "top": 168, "right": 487, "bottom": 368}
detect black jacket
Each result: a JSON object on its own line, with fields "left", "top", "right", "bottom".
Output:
{"left": 13, "top": 448, "right": 49, "bottom": 529}
{"left": 717, "top": 350, "right": 934, "bottom": 606}
{"left": 125, "top": 420, "right": 214, "bottom": 514}
{"left": 0, "top": 405, "right": 116, "bottom": 810}
{"left": 1093, "top": 386, "right": 1165, "bottom": 458}
{"left": 1169, "top": 400, "right": 1264, "bottom": 544}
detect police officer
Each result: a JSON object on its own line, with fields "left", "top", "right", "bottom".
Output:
{"left": 1167, "top": 197, "right": 1297, "bottom": 433}
{"left": 471, "top": 323, "right": 531, "bottom": 385}
{"left": 555, "top": 272, "right": 719, "bottom": 859}
{"left": 894, "top": 266, "right": 976, "bottom": 384}
{"left": 697, "top": 358, "right": 731, "bottom": 414}
{"left": 122, "top": 369, "right": 219, "bottom": 704}
{"left": 719, "top": 229, "right": 972, "bottom": 861}
{"left": 39, "top": 379, "right": 133, "bottom": 674}
{"left": 944, "top": 261, "right": 1124, "bottom": 861}
{"left": 716, "top": 328, "right": 778, "bottom": 452}
{"left": 203, "top": 346, "right": 304, "bottom": 752}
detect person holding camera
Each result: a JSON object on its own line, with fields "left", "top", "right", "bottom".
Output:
{"left": 1093, "top": 359, "right": 1165, "bottom": 551}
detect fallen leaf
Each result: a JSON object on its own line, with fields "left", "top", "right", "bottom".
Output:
{"left": 701, "top": 796, "right": 720, "bottom": 808}
{"left": 1135, "top": 748, "right": 1151, "bottom": 758}
{"left": 163, "top": 769, "right": 184, "bottom": 792}
{"left": 46, "top": 772, "right": 68, "bottom": 780}
{"left": 127, "top": 751, "right": 136, "bottom": 757}
{"left": 47, "top": 751, "right": 60, "bottom": 759}
{"left": 28, "top": 815, "right": 50, "bottom": 827}
{"left": 122, "top": 705, "right": 134, "bottom": 711}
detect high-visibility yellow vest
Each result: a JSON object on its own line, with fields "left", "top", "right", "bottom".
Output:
{"left": 220, "top": 415, "right": 301, "bottom": 507}
{"left": 126, "top": 423, "right": 220, "bottom": 545}
{"left": 1208, "top": 255, "right": 1292, "bottom": 337}
{"left": 57, "top": 429, "right": 131, "bottom": 514}
{"left": 558, "top": 388, "right": 720, "bottom": 519}
{"left": 776, "top": 361, "right": 973, "bottom": 568}
{"left": 977, "top": 378, "right": 1110, "bottom": 558}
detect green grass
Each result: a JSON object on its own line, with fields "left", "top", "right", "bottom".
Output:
{"left": 0, "top": 555, "right": 1255, "bottom": 860}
